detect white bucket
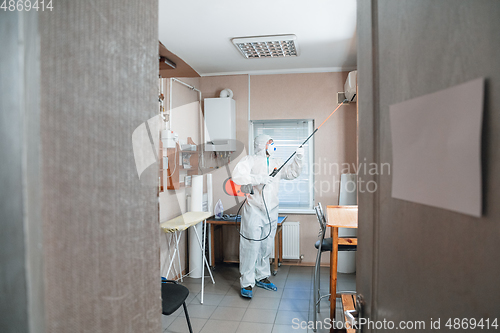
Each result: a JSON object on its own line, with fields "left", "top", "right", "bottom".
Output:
{"left": 337, "top": 251, "right": 356, "bottom": 273}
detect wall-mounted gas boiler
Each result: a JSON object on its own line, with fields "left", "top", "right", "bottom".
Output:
{"left": 204, "top": 97, "right": 236, "bottom": 151}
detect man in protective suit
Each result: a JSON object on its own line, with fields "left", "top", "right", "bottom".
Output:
{"left": 232, "top": 134, "right": 304, "bottom": 298}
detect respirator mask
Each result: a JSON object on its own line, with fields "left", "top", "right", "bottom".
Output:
{"left": 266, "top": 142, "right": 277, "bottom": 157}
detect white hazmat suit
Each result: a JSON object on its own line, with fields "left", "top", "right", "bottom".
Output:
{"left": 232, "top": 134, "right": 303, "bottom": 289}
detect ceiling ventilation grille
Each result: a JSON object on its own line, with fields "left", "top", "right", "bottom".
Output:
{"left": 231, "top": 35, "right": 299, "bottom": 59}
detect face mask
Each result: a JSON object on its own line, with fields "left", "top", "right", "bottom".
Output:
{"left": 267, "top": 142, "right": 277, "bottom": 157}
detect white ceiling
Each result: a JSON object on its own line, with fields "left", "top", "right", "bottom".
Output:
{"left": 159, "top": 0, "right": 357, "bottom": 76}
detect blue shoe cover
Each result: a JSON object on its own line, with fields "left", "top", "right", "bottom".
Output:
{"left": 241, "top": 287, "right": 253, "bottom": 298}
{"left": 255, "top": 278, "right": 277, "bottom": 291}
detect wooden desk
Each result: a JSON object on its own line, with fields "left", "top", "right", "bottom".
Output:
{"left": 326, "top": 205, "right": 358, "bottom": 327}
{"left": 206, "top": 215, "right": 287, "bottom": 275}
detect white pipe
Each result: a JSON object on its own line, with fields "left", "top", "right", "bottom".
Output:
{"left": 170, "top": 78, "right": 204, "bottom": 167}
{"left": 169, "top": 78, "right": 173, "bottom": 130}
{"left": 160, "top": 78, "right": 167, "bottom": 129}
{"left": 199, "top": 91, "right": 204, "bottom": 168}
{"left": 172, "top": 77, "right": 202, "bottom": 93}
{"left": 248, "top": 74, "right": 252, "bottom": 153}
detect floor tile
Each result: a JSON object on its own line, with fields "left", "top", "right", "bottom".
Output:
{"left": 312, "top": 309, "right": 335, "bottom": 325}
{"left": 274, "top": 310, "right": 309, "bottom": 325}
{"left": 185, "top": 292, "right": 198, "bottom": 304}
{"left": 162, "top": 314, "right": 177, "bottom": 331}
{"left": 266, "top": 278, "right": 286, "bottom": 288}
{"left": 247, "top": 297, "right": 281, "bottom": 310}
{"left": 180, "top": 282, "right": 203, "bottom": 294}
{"left": 178, "top": 304, "right": 217, "bottom": 319}
{"left": 309, "top": 308, "right": 336, "bottom": 332}
{"left": 172, "top": 262, "right": 356, "bottom": 333}
{"left": 201, "top": 282, "right": 232, "bottom": 295}
{"left": 272, "top": 324, "right": 307, "bottom": 332}
{"left": 220, "top": 295, "right": 251, "bottom": 308}
{"left": 200, "top": 319, "right": 238, "bottom": 333}
{"left": 275, "top": 264, "right": 290, "bottom": 272}
{"left": 236, "top": 322, "right": 273, "bottom": 333}
{"left": 270, "top": 271, "right": 288, "bottom": 280}
{"left": 281, "top": 289, "right": 311, "bottom": 300}
{"left": 288, "top": 266, "right": 313, "bottom": 273}
{"left": 319, "top": 269, "right": 330, "bottom": 278}
{"left": 286, "top": 276, "right": 313, "bottom": 285}
{"left": 169, "top": 306, "right": 184, "bottom": 317}
{"left": 270, "top": 270, "right": 288, "bottom": 278}
{"left": 165, "top": 317, "right": 207, "bottom": 333}
{"left": 210, "top": 306, "right": 247, "bottom": 321}
{"left": 225, "top": 283, "right": 244, "bottom": 295}
{"left": 284, "top": 279, "right": 313, "bottom": 290}
{"left": 278, "top": 298, "right": 310, "bottom": 312}
{"left": 241, "top": 308, "right": 278, "bottom": 324}
{"left": 190, "top": 293, "right": 224, "bottom": 306}
{"left": 286, "top": 272, "right": 313, "bottom": 280}
{"left": 252, "top": 287, "right": 283, "bottom": 299}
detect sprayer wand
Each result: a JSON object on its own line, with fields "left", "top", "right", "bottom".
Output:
{"left": 269, "top": 98, "right": 352, "bottom": 177}
{"left": 235, "top": 97, "right": 353, "bottom": 242}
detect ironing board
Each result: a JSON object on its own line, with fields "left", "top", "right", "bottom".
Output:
{"left": 160, "top": 211, "right": 215, "bottom": 304}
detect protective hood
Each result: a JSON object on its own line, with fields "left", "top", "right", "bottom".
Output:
{"left": 254, "top": 134, "right": 272, "bottom": 156}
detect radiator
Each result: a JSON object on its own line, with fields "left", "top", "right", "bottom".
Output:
{"left": 272, "top": 221, "right": 300, "bottom": 260}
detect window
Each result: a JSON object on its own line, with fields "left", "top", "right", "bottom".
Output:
{"left": 251, "top": 119, "right": 314, "bottom": 213}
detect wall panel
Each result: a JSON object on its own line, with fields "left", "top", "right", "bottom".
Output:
{"left": 358, "top": 0, "right": 500, "bottom": 328}
{"left": 40, "top": 1, "right": 160, "bottom": 332}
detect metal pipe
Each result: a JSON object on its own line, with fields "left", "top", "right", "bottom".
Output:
{"left": 248, "top": 75, "right": 251, "bottom": 153}
{"left": 172, "top": 77, "right": 201, "bottom": 93}
{"left": 170, "top": 77, "right": 204, "bottom": 167}
{"left": 169, "top": 78, "right": 173, "bottom": 130}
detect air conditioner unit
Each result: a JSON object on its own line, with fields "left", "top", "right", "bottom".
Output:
{"left": 344, "top": 70, "right": 357, "bottom": 102}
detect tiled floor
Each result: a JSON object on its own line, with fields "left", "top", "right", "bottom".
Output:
{"left": 162, "top": 264, "right": 356, "bottom": 333}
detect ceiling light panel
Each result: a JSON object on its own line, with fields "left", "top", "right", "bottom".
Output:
{"left": 231, "top": 35, "right": 299, "bottom": 59}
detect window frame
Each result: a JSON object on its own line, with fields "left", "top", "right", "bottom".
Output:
{"left": 249, "top": 119, "right": 315, "bottom": 214}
